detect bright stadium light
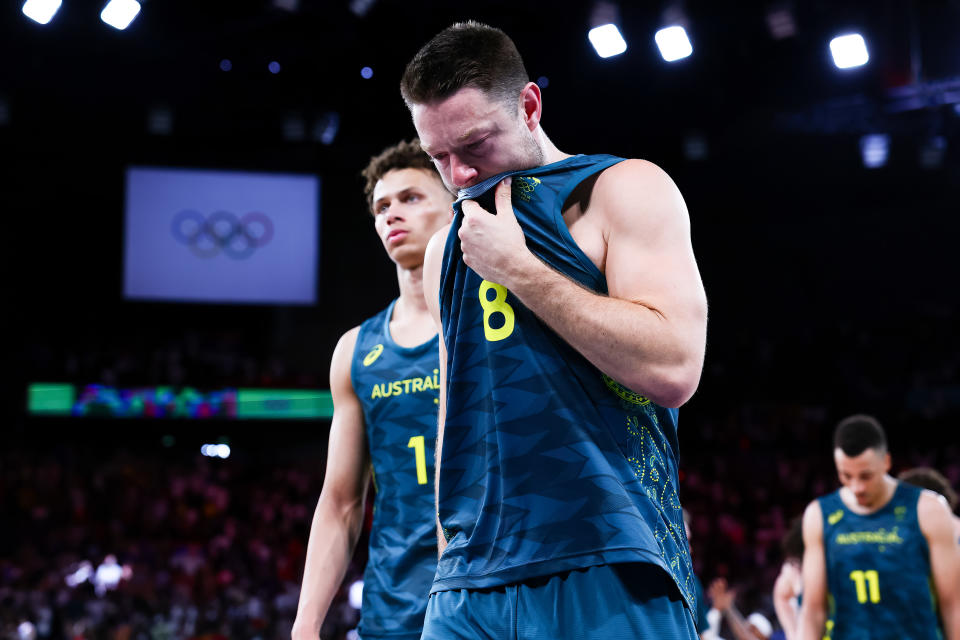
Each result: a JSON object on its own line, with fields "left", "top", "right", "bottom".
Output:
{"left": 860, "top": 134, "right": 889, "bottom": 168}
{"left": 100, "top": 0, "right": 140, "bottom": 30}
{"left": 830, "top": 33, "right": 869, "bottom": 69}
{"left": 655, "top": 25, "right": 693, "bottom": 62}
{"left": 588, "top": 24, "right": 627, "bottom": 59}
{"left": 22, "top": 0, "right": 62, "bottom": 25}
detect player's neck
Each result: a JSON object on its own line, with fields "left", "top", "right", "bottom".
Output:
{"left": 395, "top": 263, "right": 428, "bottom": 315}
{"left": 842, "top": 476, "right": 898, "bottom": 515}
{"left": 389, "top": 263, "right": 435, "bottom": 348}
{"left": 538, "top": 128, "right": 572, "bottom": 165}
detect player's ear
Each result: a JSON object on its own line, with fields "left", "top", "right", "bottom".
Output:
{"left": 519, "top": 82, "right": 542, "bottom": 132}
{"left": 883, "top": 452, "right": 891, "bottom": 472}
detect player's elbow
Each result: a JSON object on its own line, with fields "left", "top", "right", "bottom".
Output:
{"left": 629, "top": 363, "right": 702, "bottom": 409}
{"left": 317, "top": 490, "right": 366, "bottom": 537}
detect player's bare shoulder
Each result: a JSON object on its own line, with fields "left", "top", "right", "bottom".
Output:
{"left": 917, "top": 487, "right": 956, "bottom": 535}
{"left": 330, "top": 326, "right": 362, "bottom": 393}
{"left": 423, "top": 223, "right": 452, "bottom": 324}
{"left": 591, "top": 158, "right": 691, "bottom": 235}
{"left": 802, "top": 498, "right": 825, "bottom": 539}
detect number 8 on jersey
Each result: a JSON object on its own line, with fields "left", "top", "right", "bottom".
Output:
{"left": 478, "top": 280, "right": 515, "bottom": 342}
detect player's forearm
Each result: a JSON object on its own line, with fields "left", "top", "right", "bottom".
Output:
{"left": 293, "top": 497, "right": 365, "bottom": 636}
{"left": 796, "top": 607, "right": 825, "bottom": 640}
{"left": 506, "top": 257, "right": 704, "bottom": 407}
{"left": 721, "top": 605, "right": 757, "bottom": 640}
{"left": 941, "top": 599, "right": 960, "bottom": 640}
{"left": 773, "top": 595, "right": 798, "bottom": 640}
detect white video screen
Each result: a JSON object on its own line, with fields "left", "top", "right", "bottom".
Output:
{"left": 123, "top": 166, "right": 319, "bottom": 305}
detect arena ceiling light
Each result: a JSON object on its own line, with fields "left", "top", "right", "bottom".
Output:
{"left": 588, "top": 23, "right": 627, "bottom": 59}
{"left": 766, "top": 5, "right": 797, "bottom": 40}
{"left": 655, "top": 26, "right": 693, "bottom": 62}
{"left": 860, "top": 134, "right": 889, "bottom": 168}
{"left": 830, "top": 33, "right": 869, "bottom": 69}
{"left": 22, "top": 0, "right": 62, "bottom": 25}
{"left": 100, "top": 0, "right": 140, "bottom": 30}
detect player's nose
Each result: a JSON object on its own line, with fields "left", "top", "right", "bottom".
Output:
{"left": 450, "top": 156, "right": 478, "bottom": 188}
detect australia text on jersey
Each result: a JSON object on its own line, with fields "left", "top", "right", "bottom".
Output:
{"left": 834, "top": 528, "right": 905, "bottom": 546}
{"left": 369, "top": 370, "right": 440, "bottom": 400}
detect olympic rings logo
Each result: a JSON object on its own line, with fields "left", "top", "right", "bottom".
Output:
{"left": 171, "top": 210, "right": 274, "bottom": 259}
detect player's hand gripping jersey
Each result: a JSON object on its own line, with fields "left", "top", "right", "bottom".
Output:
{"left": 352, "top": 299, "right": 440, "bottom": 639}
{"left": 436, "top": 154, "right": 697, "bottom": 611}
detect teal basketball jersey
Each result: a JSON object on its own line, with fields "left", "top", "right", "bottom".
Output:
{"left": 819, "top": 482, "right": 942, "bottom": 640}
{"left": 351, "top": 299, "right": 440, "bottom": 639}
{"left": 436, "top": 154, "right": 696, "bottom": 612}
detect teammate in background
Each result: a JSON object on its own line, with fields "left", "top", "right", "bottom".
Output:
{"left": 899, "top": 466, "right": 960, "bottom": 542}
{"left": 291, "top": 140, "right": 453, "bottom": 640}
{"left": 772, "top": 516, "right": 804, "bottom": 640}
{"left": 797, "top": 415, "right": 960, "bottom": 640}
{"left": 707, "top": 578, "right": 774, "bottom": 640}
{"left": 403, "top": 21, "right": 708, "bottom": 639}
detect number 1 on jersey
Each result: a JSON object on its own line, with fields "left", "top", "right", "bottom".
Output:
{"left": 407, "top": 435, "right": 428, "bottom": 485}
{"left": 849, "top": 570, "right": 881, "bottom": 603}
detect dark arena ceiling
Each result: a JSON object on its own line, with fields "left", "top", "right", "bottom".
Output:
{"left": 4, "top": 0, "right": 960, "bottom": 435}
{"left": 4, "top": 0, "right": 960, "bottom": 161}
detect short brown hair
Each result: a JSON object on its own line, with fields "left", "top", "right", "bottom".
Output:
{"left": 361, "top": 139, "right": 436, "bottom": 212}
{"left": 834, "top": 414, "right": 887, "bottom": 456}
{"left": 400, "top": 21, "right": 529, "bottom": 109}
{"left": 899, "top": 467, "right": 958, "bottom": 510}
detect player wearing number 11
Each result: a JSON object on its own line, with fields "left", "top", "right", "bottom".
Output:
{"left": 797, "top": 415, "right": 960, "bottom": 640}
{"left": 292, "top": 141, "right": 453, "bottom": 640}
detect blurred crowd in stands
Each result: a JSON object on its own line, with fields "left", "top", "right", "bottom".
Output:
{"left": 1, "top": 448, "right": 367, "bottom": 640}
{"left": 8, "top": 311, "right": 958, "bottom": 639}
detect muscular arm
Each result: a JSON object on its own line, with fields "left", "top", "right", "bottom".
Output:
{"left": 292, "top": 328, "right": 371, "bottom": 640}
{"left": 797, "top": 501, "right": 828, "bottom": 640}
{"left": 423, "top": 224, "right": 450, "bottom": 556}
{"left": 918, "top": 491, "right": 960, "bottom": 640}
{"left": 459, "top": 161, "right": 707, "bottom": 407}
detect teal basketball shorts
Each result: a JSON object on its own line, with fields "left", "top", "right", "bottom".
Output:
{"left": 420, "top": 562, "right": 697, "bottom": 640}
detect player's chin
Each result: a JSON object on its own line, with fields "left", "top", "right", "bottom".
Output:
{"left": 392, "top": 247, "right": 424, "bottom": 269}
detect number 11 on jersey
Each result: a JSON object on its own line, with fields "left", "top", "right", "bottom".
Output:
{"left": 407, "top": 435, "right": 428, "bottom": 485}
{"left": 849, "top": 570, "right": 881, "bottom": 604}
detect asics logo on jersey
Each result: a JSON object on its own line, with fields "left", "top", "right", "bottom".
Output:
{"left": 363, "top": 344, "right": 384, "bottom": 366}
{"left": 828, "top": 509, "right": 845, "bottom": 525}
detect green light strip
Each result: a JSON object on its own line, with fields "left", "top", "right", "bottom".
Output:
{"left": 27, "top": 383, "right": 75, "bottom": 415}
{"left": 26, "top": 384, "right": 334, "bottom": 419}
{"left": 236, "top": 388, "right": 333, "bottom": 419}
